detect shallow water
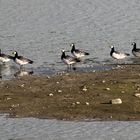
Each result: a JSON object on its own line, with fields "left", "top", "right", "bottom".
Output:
{"left": 0, "top": 0, "right": 140, "bottom": 79}
{"left": 0, "top": 1, "right": 140, "bottom": 139}
{"left": 0, "top": 114, "right": 139, "bottom": 140}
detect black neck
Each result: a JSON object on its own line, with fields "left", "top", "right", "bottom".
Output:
{"left": 71, "top": 45, "right": 75, "bottom": 53}
{"left": 61, "top": 51, "right": 66, "bottom": 59}
{"left": 132, "top": 43, "right": 136, "bottom": 50}
{"left": 14, "top": 52, "right": 18, "bottom": 58}
{"left": 110, "top": 47, "right": 114, "bottom": 56}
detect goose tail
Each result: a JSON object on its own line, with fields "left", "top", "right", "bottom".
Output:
{"left": 85, "top": 52, "right": 89, "bottom": 55}
{"left": 125, "top": 53, "right": 130, "bottom": 56}
{"left": 29, "top": 60, "right": 34, "bottom": 64}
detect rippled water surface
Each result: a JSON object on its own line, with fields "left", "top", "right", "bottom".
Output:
{"left": 0, "top": 114, "right": 139, "bottom": 140}
{"left": 1, "top": 0, "right": 140, "bottom": 139}
{"left": 0, "top": 0, "right": 140, "bottom": 79}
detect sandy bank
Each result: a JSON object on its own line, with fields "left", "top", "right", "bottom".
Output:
{"left": 0, "top": 65, "right": 140, "bottom": 121}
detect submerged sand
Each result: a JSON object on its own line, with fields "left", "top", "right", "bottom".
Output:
{"left": 0, "top": 65, "right": 140, "bottom": 121}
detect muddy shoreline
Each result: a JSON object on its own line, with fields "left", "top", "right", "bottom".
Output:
{"left": 0, "top": 65, "right": 140, "bottom": 121}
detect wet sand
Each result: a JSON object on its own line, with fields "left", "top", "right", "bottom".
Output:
{"left": 0, "top": 65, "right": 140, "bottom": 121}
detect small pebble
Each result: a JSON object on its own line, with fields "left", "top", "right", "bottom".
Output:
{"left": 82, "top": 86, "right": 87, "bottom": 92}
{"left": 11, "top": 104, "right": 20, "bottom": 108}
{"left": 85, "top": 102, "right": 89, "bottom": 105}
{"left": 20, "top": 84, "right": 25, "bottom": 87}
{"left": 58, "top": 90, "right": 62, "bottom": 93}
{"left": 49, "top": 93, "right": 54, "bottom": 96}
{"left": 76, "top": 101, "right": 80, "bottom": 105}
{"left": 111, "top": 98, "right": 122, "bottom": 104}
{"left": 102, "top": 80, "right": 106, "bottom": 83}
{"left": 42, "top": 106, "right": 46, "bottom": 109}
{"left": 6, "top": 97, "right": 12, "bottom": 100}
{"left": 72, "top": 103, "right": 76, "bottom": 106}
{"left": 137, "top": 88, "right": 140, "bottom": 91}
{"left": 121, "top": 91, "right": 125, "bottom": 93}
{"left": 134, "top": 93, "right": 140, "bottom": 98}
{"left": 106, "top": 88, "right": 110, "bottom": 91}
{"left": 47, "top": 76, "right": 50, "bottom": 79}
{"left": 56, "top": 81, "right": 59, "bottom": 84}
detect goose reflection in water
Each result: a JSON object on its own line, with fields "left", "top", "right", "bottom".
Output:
{"left": 14, "top": 69, "right": 34, "bottom": 77}
{"left": 0, "top": 64, "right": 14, "bottom": 80}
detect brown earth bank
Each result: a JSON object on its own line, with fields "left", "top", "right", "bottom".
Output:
{"left": 1, "top": 65, "right": 140, "bottom": 121}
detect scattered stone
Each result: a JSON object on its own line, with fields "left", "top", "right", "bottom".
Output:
{"left": 121, "top": 91, "right": 125, "bottom": 93}
{"left": 85, "top": 102, "right": 89, "bottom": 105}
{"left": 111, "top": 98, "right": 122, "bottom": 104}
{"left": 102, "top": 80, "right": 106, "bottom": 83}
{"left": 106, "top": 88, "right": 110, "bottom": 91}
{"left": 137, "top": 88, "right": 140, "bottom": 91}
{"left": 116, "top": 65, "right": 121, "bottom": 68}
{"left": 6, "top": 97, "right": 12, "bottom": 100}
{"left": 113, "top": 81, "right": 117, "bottom": 84}
{"left": 134, "top": 93, "right": 140, "bottom": 98}
{"left": 56, "top": 81, "right": 59, "bottom": 84}
{"left": 65, "top": 73, "right": 69, "bottom": 76}
{"left": 82, "top": 86, "right": 87, "bottom": 92}
{"left": 76, "top": 101, "right": 80, "bottom": 105}
{"left": 42, "top": 106, "right": 46, "bottom": 109}
{"left": 72, "top": 103, "right": 76, "bottom": 106}
{"left": 47, "top": 76, "right": 50, "bottom": 79}
{"left": 49, "top": 93, "right": 53, "bottom": 96}
{"left": 58, "top": 90, "right": 62, "bottom": 93}
{"left": 11, "top": 104, "right": 20, "bottom": 108}
{"left": 20, "top": 84, "right": 25, "bottom": 88}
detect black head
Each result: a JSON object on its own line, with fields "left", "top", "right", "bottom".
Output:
{"left": 12, "top": 51, "right": 18, "bottom": 57}
{"left": 132, "top": 42, "right": 136, "bottom": 50}
{"left": 110, "top": 45, "right": 114, "bottom": 49}
{"left": 70, "top": 43, "right": 75, "bottom": 47}
{"left": 110, "top": 45, "right": 115, "bottom": 51}
{"left": 132, "top": 42, "right": 136, "bottom": 46}
{"left": 61, "top": 50, "right": 66, "bottom": 59}
{"left": 70, "top": 43, "right": 75, "bottom": 52}
{"left": 110, "top": 45, "right": 115, "bottom": 55}
{"left": 61, "top": 49, "right": 65, "bottom": 53}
